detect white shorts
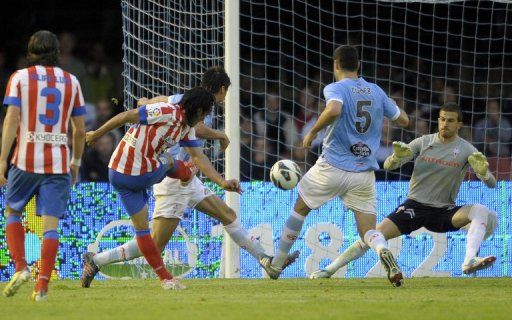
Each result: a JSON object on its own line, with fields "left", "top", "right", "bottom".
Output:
{"left": 297, "top": 159, "right": 377, "bottom": 215}
{"left": 152, "top": 176, "right": 214, "bottom": 220}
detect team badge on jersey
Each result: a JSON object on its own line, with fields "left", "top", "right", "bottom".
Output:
{"left": 452, "top": 147, "right": 460, "bottom": 159}
{"left": 147, "top": 108, "right": 161, "bottom": 118}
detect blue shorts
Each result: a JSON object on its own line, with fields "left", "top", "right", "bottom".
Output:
{"left": 6, "top": 166, "right": 71, "bottom": 218}
{"left": 109, "top": 164, "right": 168, "bottom": 216}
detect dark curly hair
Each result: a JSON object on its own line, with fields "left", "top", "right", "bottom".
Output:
{"left": 180, "top": 87, "right": 215, "bottom": 126}
{"left": 27, "top": 30, "right": 60, "bottom": 66}
{"left": 201, "top": 66, "right": 231, "bottom": 95}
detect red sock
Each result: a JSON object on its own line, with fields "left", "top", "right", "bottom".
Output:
{"left": 6, "top": 215, "right": 27, "bottom": 272}
{"left": 36, "top": 230, "right": 59, "bottom": 293}
{"left": 167, "top": 160, "right": 193, "bottom": 181}
{"left": 136, "top": 231, "right": 172, "bottom": 280}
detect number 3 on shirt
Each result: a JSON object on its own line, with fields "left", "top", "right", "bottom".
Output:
{"left": 356, "top": 100, "right": 372, "bottom": 133}
{"left": 39, "top": 87, "right": 61, "bottom": 126}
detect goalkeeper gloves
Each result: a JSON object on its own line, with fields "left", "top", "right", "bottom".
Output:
{"left": 392, "top": 141, "right": 413, "bottom": 159}
{"left": 468, "top": 151, "right": 490, "bottom": 178}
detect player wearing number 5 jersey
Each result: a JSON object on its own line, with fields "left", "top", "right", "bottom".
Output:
{"left": 259, "top": 45, "right": 409, "bottom": 286}
{"left": 1, "top": 31, "right": 86, "bottom": 301}
{"left": 312, "top": 103, "right": 498, "bottom": 280}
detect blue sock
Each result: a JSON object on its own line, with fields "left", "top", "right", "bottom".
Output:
{"left": 273, "top": 211, "right": 305, "bottom": 268}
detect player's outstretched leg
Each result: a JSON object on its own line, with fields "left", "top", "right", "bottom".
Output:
{"left": 260, "top": 210, "right": 306, "bottom": 280}
{"left": 310, "top": 239, "right": 369, "bottom": 279}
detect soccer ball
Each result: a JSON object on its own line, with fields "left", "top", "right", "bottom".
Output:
{"left": 270, "top": 160, "right": 302, "bottom": 190}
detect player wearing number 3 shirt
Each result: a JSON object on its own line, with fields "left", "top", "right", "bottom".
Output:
{"left": 259, "top": 45, "right": 409, "bottom": 286}
{"left": 1, "top": 31, "right": 86, "bottom": 301}
{"left": 312, "top": 103, "right": 498, "bottom": 280}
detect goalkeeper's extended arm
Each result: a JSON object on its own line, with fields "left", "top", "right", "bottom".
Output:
{"left": 383, "top": 141, "right": 414, "bottom": 171}
{"left": 468, "top": 152, "right": 497, "bottom": 188}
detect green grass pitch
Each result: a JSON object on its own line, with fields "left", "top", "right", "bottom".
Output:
{"left": 2, "top": 278, "right": 512, "bottom": 320}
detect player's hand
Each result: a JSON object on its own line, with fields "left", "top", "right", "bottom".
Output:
{"left": 70, "top": 164, "right": 80, "bottom": 185}
{"left": 392, "top": 141, "right": 413, "bottom": 159}
{"left": 219, "top": 133, "right": 230, "bottom": 153}
{"left": 0, "top": 160, "right": 8, "bottom": 187}
{"left": 303, "top": 131, "right": 317, "bottom": 149}
{"left": 468, "top": 151, "right": 489, "bottom": 176}
{"left": 85, "top": 131, "right": 98, "bottom": 146}
{"left": 137, "top": 97, "right": 149, "bottom": 106}
{"left": 221, "top": 179, "right": 242, "bottom": 194}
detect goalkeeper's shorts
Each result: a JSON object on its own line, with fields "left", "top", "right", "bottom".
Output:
{"left": 386, "top": 199, "right": 462, "bottom": 235}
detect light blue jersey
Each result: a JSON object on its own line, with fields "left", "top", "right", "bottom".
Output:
{"left": 166, "top": 94, "right": 214, "bottom": 161}
{"left": 321, "top": 77, "right": 400, "bottom": 172}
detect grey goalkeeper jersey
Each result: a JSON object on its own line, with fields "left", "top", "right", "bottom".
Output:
{"left": 406, "top": 134, "right": 478, "bottom": 208}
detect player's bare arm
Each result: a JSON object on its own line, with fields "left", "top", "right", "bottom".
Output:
{"left": 137, "top": 95, "right": 168, "bottom": 106}
{"left": 392, "top": 108, "right": 409, "bottom": 128}
{"left": 468, "top": 151, "right": 497, "bottom": 188}
{"left": 70, "top": 115, "right": 86, "bottom": 184}
{"left": 184, "top": 145, "right": 241, "bottom": 193}
{"left": 0, "top": 106, "right": 20, "bottom": 186}
{"left": 303, "top": 100, "right": 342, "bottom": 148}
{"left": 195, "top": 122, "right": 230, "bottom": 152}
{"left": 86, "top": 108, "right": 140, "bottom": 146}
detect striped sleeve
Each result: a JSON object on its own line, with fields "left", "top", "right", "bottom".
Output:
{"left": 3, "top": 72, "right": 21, "bottom": 107}
{"left": 71, "top": 78, "right": 86, "bottom": 116}
{"left": 139, "top": 103, "right": 176, "bottom": 125}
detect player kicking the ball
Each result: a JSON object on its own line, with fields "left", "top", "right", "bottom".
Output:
{"left": 84, "top": 86, "right": 243, "bottom": 290}
{"left": 259, "top": 45, "right": 409, "bottom": 286}
{"left": 81, "top": 67, "right": 298, "bottom": 288}
{"left": 311, "top": 102, "right": 498, "bottom": 280}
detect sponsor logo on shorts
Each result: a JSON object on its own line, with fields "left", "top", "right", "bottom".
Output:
{"left": 396, "top": 206, "right": 415, "bottom": 219}
{"left": 26, "top": 132, "right": 68, "bottom": 145}
{"left": 350, "top": 142, "right": 371, "bottom": 158}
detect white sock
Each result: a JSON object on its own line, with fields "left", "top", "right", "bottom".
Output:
{"left": 464, "top": 204, "right": 489, "bottom": 265}
{"left": 224, "top": 219, "right": 265, "bottom": 259}
{"left": 325, "top": 239, "right": 369, "bottom": 274}
{"left": 364, "top": 229, "right": 387, "bottom": 254}
{"left": 93, "top": 239, "right": 142, "bottom": 267}
{"left": 273, "top": 211, "right": 305, "bottom": 269}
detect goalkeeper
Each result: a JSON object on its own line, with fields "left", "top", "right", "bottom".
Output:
{"left": 311, "top": 103, "right": 498, "bottom": 279}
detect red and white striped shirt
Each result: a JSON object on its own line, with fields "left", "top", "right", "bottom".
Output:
{"left": 108, "top": 102, "right": 200, "bottom": 176}
{"left": 3, "top": 65, "right": 85, "bottom": 174}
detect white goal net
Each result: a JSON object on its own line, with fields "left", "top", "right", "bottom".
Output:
{"left": 120, "top": 0, "right": 511, "bottom": 278}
